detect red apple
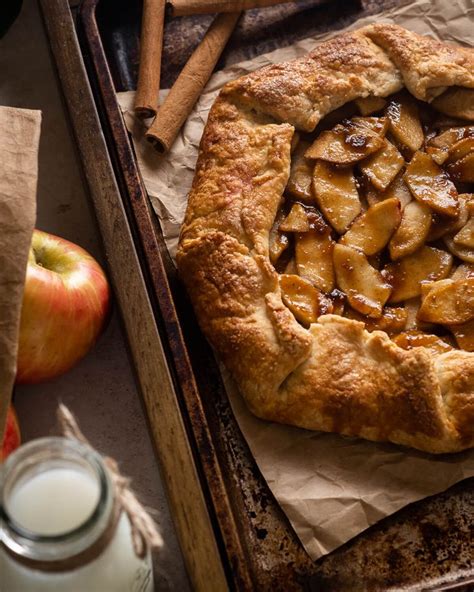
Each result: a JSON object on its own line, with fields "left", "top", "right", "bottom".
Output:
{"left": 16, "top": 229, "right": 111, "bottom": 384}
{"left": 1, "top": 405, "right": 21, "bottom": 461}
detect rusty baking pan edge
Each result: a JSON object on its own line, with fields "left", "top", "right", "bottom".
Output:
{"left": 76, "top": 2, "right": 260, "bottom": 591}
{"left": 39, "top": 1, "right": 233, "bottom": 590}
{"left": 75, "top": 1, "right": 474, "bottom": 590}
{"left": 38, "top": 2, "right": 234, "bottom": 591}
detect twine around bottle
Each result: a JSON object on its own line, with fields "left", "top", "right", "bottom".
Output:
{"left": 58, "top": 404, "right": 163, "bottom": 560}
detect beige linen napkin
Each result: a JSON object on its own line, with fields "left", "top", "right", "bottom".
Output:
{"left": 117, "top": 0, "right": 474, "bottom": 560}
{"left": 0, "top": 107, "right": 40, "bottom": 443}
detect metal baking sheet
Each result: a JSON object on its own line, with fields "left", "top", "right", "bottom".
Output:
{"left": 76, "top": 0, "right": 474, "bottom": 589}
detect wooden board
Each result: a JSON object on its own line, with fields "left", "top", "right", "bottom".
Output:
{"left": 39, "top": 2, "right": 229, "bottom": 590}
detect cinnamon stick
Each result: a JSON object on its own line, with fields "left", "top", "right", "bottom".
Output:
{"left": 146, "top": 11, "right": 240, "bottom": 153}
{"left": 167, "top": 0, "right": 295, "bottom": 17}
{"left": 134, "top": 0, "right": 166, "bottom": 119}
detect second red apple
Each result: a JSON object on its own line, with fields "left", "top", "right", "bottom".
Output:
{"left": 1, "top": 405, "right": 21, "bottom": 461}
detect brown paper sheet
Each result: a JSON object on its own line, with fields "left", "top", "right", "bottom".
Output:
{"left": 117, "top": 0, "right": 474, "bottom": 560}
{"left": 0, "top": 107, "right": 40, "bottom": 442}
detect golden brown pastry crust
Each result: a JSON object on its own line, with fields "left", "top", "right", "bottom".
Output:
{"left": 177, "top": 25, "right": 474, "bottom": 453}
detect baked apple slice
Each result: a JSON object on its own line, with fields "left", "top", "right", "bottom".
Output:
{"left": 304, "top": 130, "right": 360, "bottom": 164}
{"left": 426, "top": 148, "right": 449, "bottom": 166}
{"left": 453, "top": 216, "right": 474, "bottom": 248}
{"left": 333, "top": 244, "right": 392, "bottom": 318}
{"left": 365, "top": 172, "right": 413, "bottom": 209}
{"left": 284, "top": 258, "right": 297, "bottom": 275}
{"left": 291, "top": 132, "right": 300, "bottom": 153}
{"left": 404, "top": 298, "right": 435, "bottom": 332}
{"left": 360, "top": 139, "right": 405, "bottom": 191}
{"left": 430, "top": 127, "right": 474, "bottom": 150}
{"left": 306, "top": 117, "right": 387, "bottom": 164}
{"left": 269, "top": 212, "right": 289, "bottom": 265}
{"left": 404, "top": 151, "right": 459, "bottom": 218}
{"left": 345, "top": 306, "right": 407, "bottom": 334}
{"left": 312, "top": 160, "right": 361, "bottom": 233}
{"left": 355, "top": 96, "right": 387, "bottom": 116}
{"left": 447, "top": 152, "right": 474, "bottom": 183}
{"left": 446, "top": 137, "right": 474, "bottom": 164}
{"left": 295, "top": 227, "right": 335, "bottom": 292}
{"left": 385, "top": 246, "right": 453, "bottom": 303}
{"left": 280, "top": 203, "right": 311, "bottom": 233}
{"left": 418, "top": 277, "right": 474, "bottom": 325}
{"left": 431, "top": 87, "right": 474, "bottom": 121}
{"left": 381, "top": 172, "right": 413, "bottom": 209}
{"left": 286, "top": 140, "right": 314, "bottom": 203}
{"left": 444, "top": 234, "right": 474, "bottom": 264}
{"left": 344, "top": 116, "right": 388, "bottom": 154}
{"left": 280, "top": 274, "right": 333, "bottom": 327}
{"left": 450, "top": 319, "right": 474, "bottom": 352}
{"left": 393, "top": 331, "right": 453, "bottom": 354}
{"left": 419, "top": 279, "right": 443, "bottom": 303}
{"left": 280, "top": 203, "right": 325, "bottom": 233}
{"left": 364, "top": 185, "right": 383, "bottom": 207}
{"left": 426, "top": 126, "right": 474, "bottom": 165}
{"left": 404, "top": 298, "right": 420, "bottom": 331}
{"left": 340, "top": 198, "right": 401, "bottom": 256}
{"left": 389, "top": 201, "right": 431, "bottom": 260}
{"left": 386, "top": 92, "right": 424, "bottom": 152}
{"left": 428, "top": 194, "right": 470, "bottom": 241}
{"left": 451, "top": 263, "right": 474, "bottom": 281}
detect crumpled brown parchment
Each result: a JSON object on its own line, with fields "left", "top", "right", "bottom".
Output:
{"left": 117, "top": 0, "right": 474, "bottom": 560}
{"left": 0, "top": 107, "right": 40, "bottom": 442}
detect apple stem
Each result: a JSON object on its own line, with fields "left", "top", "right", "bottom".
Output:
{"left": 28, "top": 247, "right": 36, "bottom": 265}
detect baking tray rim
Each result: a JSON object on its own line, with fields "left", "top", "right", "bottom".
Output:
{"left": 75, "top": 2, "right": 474, "bottom": 591}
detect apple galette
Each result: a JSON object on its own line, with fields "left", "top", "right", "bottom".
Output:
{"left": 177, "top": 25, "right": 474, "bottom": 453}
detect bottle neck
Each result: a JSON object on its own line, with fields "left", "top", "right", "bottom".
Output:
{"left": 1, "top": 437, "right": 116, "bottom": 569}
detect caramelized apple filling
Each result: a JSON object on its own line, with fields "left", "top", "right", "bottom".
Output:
{"left": 272, "top": 91, "right": 474, "bottom": 352}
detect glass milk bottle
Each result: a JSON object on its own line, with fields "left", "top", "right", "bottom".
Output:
{"left": 0, "top": 437, "right": 154, "bottom": 591}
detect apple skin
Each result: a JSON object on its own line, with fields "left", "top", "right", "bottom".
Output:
{"left": 16, "top": 229, "right": 111, "bottom": 384}
{"left": 1, "top": 405, "right": 21, "bottom": 461}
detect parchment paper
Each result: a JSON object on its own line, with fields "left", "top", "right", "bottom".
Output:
{"left": 117, "top": 0, "right": 474, "bottom": 560}
{"left": 0, "top": 107, "right": 40, "bottom": 442}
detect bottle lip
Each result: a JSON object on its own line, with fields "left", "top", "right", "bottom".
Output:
{"left": 1, "top": 437, "right": 110, "bottom": 546}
